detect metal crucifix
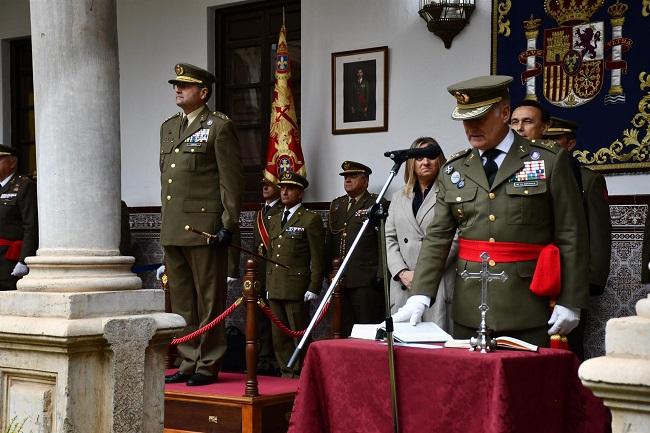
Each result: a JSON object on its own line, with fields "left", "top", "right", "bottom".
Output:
{"left": 460, "top": 252, "right": 508, "bottom": 353}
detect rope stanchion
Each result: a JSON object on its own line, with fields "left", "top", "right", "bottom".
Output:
{"left": 257, "top": 299, "right": 331, "bottom": 338}
{"left": 170, "top": 297, "right": 244, "bottom": 346}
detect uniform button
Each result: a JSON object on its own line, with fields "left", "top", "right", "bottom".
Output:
{"left": 201, "top": 207, "right": 205, "bottom": 212}
{"left": 275, "top": 264, "right": 278, "bottom": 268}
{"left": 166, "top": 195, "right": 171, "bottom": 201}
{"left": 488, "top": 259, "right": 496, "bottom": 267}
{"left": 342, "top": 233, "right": 347, "bottom": 237}
{"left": 276, "top": 254, "right": 280, "bottom": 257}
{"left": 488, "top": 214, "right": 496, "bottom": 221}
{"left": 404, "top": 238, "right": 408, "bottom": 243}
{"left": 456, "top": 196, "right": 462, "bottom": 202}
{"left": 524, "top": 190, "right": 529, "bottom": 195}
{"left": 279, "top": 235, "right": 283, "bottom": 239}
{"left": 277, "top": 245, "right": 281, "bottom": 248}
{"left": 175, "top": 148, "right": 179, "bottom": 153}
{"left": 489, "top": 193, "right": 496, "bottom": 199}
{"left": 168, "top": 179, "right": 172, "bottom": 184}
{"left": 489, "top": 237, "right": 495, "bottom": 243}
{"left": 191, "top": 149, "right": 195, "bottom": 153}
{"left": 171, "top": 163, "right": 176, "bottom": 168}
{"left": 160, "top": 150, "right": 163, "bottom": 154}
{"left": 344, "top": 223, "right": 347, "bottom": 227}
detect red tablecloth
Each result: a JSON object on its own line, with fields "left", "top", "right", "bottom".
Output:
{"left": 288, "top": 339, "right": 610, "bottom": 433}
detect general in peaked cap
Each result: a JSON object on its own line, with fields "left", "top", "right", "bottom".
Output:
{"left": 339, "top": 160, "right": 372, "bottom": 176}
{"left": 447, "top": 75, "right": 513, "bottom": 120}
{"left": 544, "top": 116, "right": 578, "bottom": 137}
{"left": 277, "top": 171, "right": 309, "bottom": 189}
{"left": 168, "top": 63, "right": 216, "bottom": 86}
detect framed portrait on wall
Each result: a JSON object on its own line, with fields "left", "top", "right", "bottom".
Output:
{"left": 331, "top": 46, "right": 388, "bottom": 134}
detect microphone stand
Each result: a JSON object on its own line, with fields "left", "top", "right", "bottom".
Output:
{"left": 288, "top": 157, "right": 407, "bottom": 433}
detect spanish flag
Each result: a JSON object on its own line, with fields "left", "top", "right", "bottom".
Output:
{"left": 264, "top": 22, "right": 306, "bottom": 184}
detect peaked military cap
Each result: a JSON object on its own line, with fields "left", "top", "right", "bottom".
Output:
{"left": 0, "top": 144, "right": 17, "bottom": 157}
{"left": 261, "top": 173, "right": 280, "bottom": 189}
{"left": 168, "top": 63, "right": 216, "bottom": 86}
{"left": 544, "top": 116, "right": 578, "bottom": 137}
{"left": 278, "top": 171, "right": 309, "bottom": 189}
{"left": 339, "top": 160, "right": 372, "bottom": 176}
{"left": 447, "top": 75, "right": 513, "bottom": 120}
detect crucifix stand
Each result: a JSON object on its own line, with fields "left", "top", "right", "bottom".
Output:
{"left": 460, "top": 252, "right": 508, "bottom": 353}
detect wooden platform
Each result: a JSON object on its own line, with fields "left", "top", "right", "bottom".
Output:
{"left": 164, "top": 371, "right": 299, "bottom": 433}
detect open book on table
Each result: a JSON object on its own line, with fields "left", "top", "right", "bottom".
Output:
{"left": 350, "top": 321, "right": 452, "bottom": 343}
{"left": 444, "top": 336, "right": 538, "bottom": 352}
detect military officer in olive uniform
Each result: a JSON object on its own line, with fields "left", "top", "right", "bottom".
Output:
{"left": 0, "top": 145, "right": 37, "bottom": 291}
{"left": 393, "top": 76, "right": 589, "bottom": 347}
{"left": 161, "top": 63, "right": 243, "bottom": 386}
{"left": 327, "top": 161, "right": 387, "bottom": 336}
{"left": 544, "top": 117, "right": 611, "bottom": 296}
{"left": 266, "top": 172, "right": 325, "bottom": 377}
{"left": 253, "top": 177, "right": 283, "bottom": 374}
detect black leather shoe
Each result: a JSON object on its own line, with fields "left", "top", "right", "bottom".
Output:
{"left": 187, "top": 373, "right": 217, "bottom": 386}
{"left": 165, "top": 371, "right": 191, "bottom": 384}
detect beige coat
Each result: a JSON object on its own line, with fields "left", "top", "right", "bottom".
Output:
{"left": 385, "top": 182, "right": 457, "bottom": 331}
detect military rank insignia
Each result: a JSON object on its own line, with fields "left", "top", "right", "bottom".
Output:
{"left": 511, "top": 160, "right": 546, "bottom": 182}
{"left": 185, "top": 129, "right": 210, "bottom": 144}
{"left": 0, "top": 193, "right": 17, "bottom": 200}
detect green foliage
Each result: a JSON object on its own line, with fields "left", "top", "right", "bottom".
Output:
{"left": 4, "top": 417, "right": 27, "bottom": 433}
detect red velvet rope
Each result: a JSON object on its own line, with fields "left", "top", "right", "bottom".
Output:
{"left": 170, "top": 297, "right": 243, "bottom": 345}
{"left": 257, "top": 299, "right": 331, "bottom": 338}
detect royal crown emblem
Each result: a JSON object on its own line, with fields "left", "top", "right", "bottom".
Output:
{"left": 175, "top": 64, "right": 184, "bottom": 76}
{"left": 544, "top": 0, "right": 603, "bottom": 26}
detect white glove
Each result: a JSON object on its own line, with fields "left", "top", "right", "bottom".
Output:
{"left": 11, "top": 262, "right": 29, "bottom": 277}
{"left": 155, "top": 265, "right": 165, "bottom": 281}
{"left": 227, "top": 277, "right": 238, "bottom": 289}
{"left": 392, "top": 295, "right": 429, "bottom": 326}
{"left": 547, "top": 304, "right": 581, "bottom": 335}
{"left": 304, "top": 291, "right": 318, "bottom": 302}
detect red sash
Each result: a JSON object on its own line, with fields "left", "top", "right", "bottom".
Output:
{"left": 0, "top": 238, "right": 23, "bottom": 262}
{"left": 458, "top": 238, "right": 561, "bottom": 297}
{"left": 256, "top": 210, "right": 270, "bottom": 251}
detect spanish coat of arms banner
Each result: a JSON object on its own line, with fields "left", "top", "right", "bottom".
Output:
{"left": 491, "top": 0, "right": 650, "bottom": 173}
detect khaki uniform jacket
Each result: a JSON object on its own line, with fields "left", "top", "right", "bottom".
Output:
{"left": 253, "top": 200, "right": 283, "bottom": 287}
{"left": 0, "top": 174, "right": 38, "bottom": 262}
{"left": 580, "top": 167, "right": 611, "bottom": 292}
{"left": 412, "top": 134, "right": 589, "bottom": 331}
{"left": 266, "top": 205, "right": 325, "bottom": 301}
{"left": 160, "top": 106, "right": 243, "bottom": 246}
{"left": 327, "top": 191, "right": 386, "bottom": 288}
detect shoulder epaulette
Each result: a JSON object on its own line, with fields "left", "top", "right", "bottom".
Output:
{"left": 447, "top": 148, "right": 472, "bottom": 163}
{"left": 163, "top": 112, "right": 181, "bottom": 123}
{"left": 529, "top": 139, "right": 560, "bottom": 153}
{"left": 213, "top": 111, "right": 230, "bottom": 121}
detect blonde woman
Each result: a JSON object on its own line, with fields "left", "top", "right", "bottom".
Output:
{"left": 385, "top": 137, "right": 457, "bottom": 331}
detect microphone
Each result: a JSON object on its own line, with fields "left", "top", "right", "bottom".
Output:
{"left": 384, "top": 144, "right": 441, "bottom": 162}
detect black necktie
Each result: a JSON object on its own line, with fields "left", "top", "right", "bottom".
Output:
{"left": 347, "top": 198, "right": 356, "bottom": 213}
{"left": 482, "top": 148, "right": 502, "bottom": 186}
{"left": 264, "top": 204, "right": 271, "bottom": 217}
{"left": 180, "top": 116, "right": 188, "bottom": 135}
{"left": 281, "top": 210, "right": 290, "bottom": 228}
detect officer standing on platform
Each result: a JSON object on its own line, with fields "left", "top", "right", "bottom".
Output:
{"left": 253, "top": 177, "right": 283, "bottom": 374}
{"left": 327, "top": 161, "right": 387, "bottom": 335}
{"left": 393, "top": 76, "right": 589, "bottom": 347}
{"left": 266, "top": 171, "right": 324, "bottom": 377}
{"left": 0, "top": 145, "right": 37, "bottom": 291}
{"left": 161, "top": 63, "right": 243, "bottom": 386}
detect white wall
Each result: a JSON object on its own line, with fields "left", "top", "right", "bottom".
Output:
{"left": 0, "top": 0, "right": 648, "bottom": 205}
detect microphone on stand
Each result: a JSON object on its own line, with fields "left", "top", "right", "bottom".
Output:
{"left": 384, "top": 144, "right": 441, "bottom": 163}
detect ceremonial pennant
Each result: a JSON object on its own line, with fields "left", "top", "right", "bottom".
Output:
{"left": 264, "top": 20, "right": 306, "bottom": 184}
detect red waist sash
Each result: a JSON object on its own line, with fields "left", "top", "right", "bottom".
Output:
{"left": 0, "top": 238, "right": 23, "bottom": 262}
{"left": 458, "top": 238, "right": 561, "bottom": 297}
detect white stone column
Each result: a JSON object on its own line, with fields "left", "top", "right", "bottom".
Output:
{"left": 579, "top": 294, "right": 650, "bottom": 433}
{"left": 0, "top": 1, "right": 184, "bottom": 433}
{"left": 20, "top": 0, "right": 139, "bottom": 293}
